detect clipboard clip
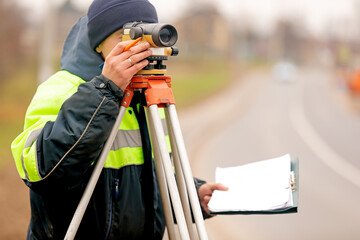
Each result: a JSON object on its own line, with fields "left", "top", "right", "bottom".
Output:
{"left": 290, "top": 171, "right": 296, "bottom": 191}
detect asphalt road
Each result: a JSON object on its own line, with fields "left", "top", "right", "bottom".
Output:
{"left": 178, "top": 66, "right": 360, "bottom": 240}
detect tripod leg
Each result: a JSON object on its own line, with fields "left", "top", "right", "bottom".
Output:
{"left": 64, "top": 106, "right": 128, "bottom": 240}
{"left": 165, "top": 104, "right": 209, "bottom": 240}
{"left": 165, "top": 111, "right": 197, "bottom": 239}
{"left": 147, "top": 105, "right": 190, "bottom": 240}
{"left": 146, "top": 109, "right": 177, "bottom": 240}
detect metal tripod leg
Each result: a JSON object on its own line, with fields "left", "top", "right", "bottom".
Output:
{"left": 165, "top": 109, "right": 197, "bottom": 240}
{"left": 165, "top": 104, "right": 209, "bottom": 240}
{"left": 64, "top": 106, "right": 128, "bottom": 240}
{"left": 146, "top": 108, "right": 177, "bottom": 240}
{"left": 147, "top": 105, "right": 190, "bottom": 240}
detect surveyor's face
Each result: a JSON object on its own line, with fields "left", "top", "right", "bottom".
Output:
{"left": 96, "top": 29, "right": 123, "bottom": 58}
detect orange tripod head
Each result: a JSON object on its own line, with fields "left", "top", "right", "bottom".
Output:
{"left": 121, "top": 75, "right": 175, "bottom": 108}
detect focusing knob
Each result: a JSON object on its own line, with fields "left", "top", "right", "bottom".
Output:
{"left": 171, "top": 47, "right": 179, "bottom": 56}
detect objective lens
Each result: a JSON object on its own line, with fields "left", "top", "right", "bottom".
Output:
{"left": 159, "top": 28, "right": 172, "bottom": 43}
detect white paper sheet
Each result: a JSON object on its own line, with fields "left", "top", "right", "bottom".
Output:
{"left": 208, "top": 154, "right": 294, "bottom": 212}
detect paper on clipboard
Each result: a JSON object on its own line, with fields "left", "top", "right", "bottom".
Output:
{"left": 208, "top": 154, "right": 298, "bottom": 214}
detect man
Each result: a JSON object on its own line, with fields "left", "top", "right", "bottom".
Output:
{"left": 11, "top": 0, "right": 227, "bottom": 239}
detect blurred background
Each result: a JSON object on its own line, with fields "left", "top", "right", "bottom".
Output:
{"left": 1, "top": 0, "right": 360, "bottom": 239}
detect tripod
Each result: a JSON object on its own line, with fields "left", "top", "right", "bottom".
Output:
{"left": 64, "top": 74, "right": 208, "bottom": 240}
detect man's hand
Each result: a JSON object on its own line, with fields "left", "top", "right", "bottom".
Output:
{"left": 198, "top": 183, "right": 228, "bottom": 215}
{"left": 102, "top": 40, "right": 152, "bottom": 90}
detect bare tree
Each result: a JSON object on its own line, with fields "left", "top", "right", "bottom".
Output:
{"left": 0, "top": 0, "right": 27, "bottom": 83}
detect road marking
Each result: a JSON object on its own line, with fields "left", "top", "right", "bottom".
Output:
{"left": 290, "top": 86, "right": 360, "bottom": 189}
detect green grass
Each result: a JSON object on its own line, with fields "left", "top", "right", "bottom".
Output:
{"left": 0, "top": 63, "right": 37, "bottom": 168}
{"left": 167, "top": 57, "right": 233, "bottom": 108}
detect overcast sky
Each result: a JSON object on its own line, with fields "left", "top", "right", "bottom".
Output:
{"left": 16, "top": 0, "right": 358, "bottom": 36}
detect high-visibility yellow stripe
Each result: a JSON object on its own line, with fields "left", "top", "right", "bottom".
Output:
{"left": 119, "top": 107, "right": 140, "bottom": 130}
{"left": 104, "top": 147, "right": 144, "bottom": 169}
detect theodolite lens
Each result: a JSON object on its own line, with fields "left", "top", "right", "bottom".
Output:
{"left": 160, "top": 28, "right": 172, "bottom": 43}
{"left": 155, "top": 25, "right": 177, "bottom": 47}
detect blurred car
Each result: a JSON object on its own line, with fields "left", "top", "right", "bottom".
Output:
{"left": 272, "top": 61, "right": 297, "bottom": 83}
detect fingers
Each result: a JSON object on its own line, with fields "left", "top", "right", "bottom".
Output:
{"left": 202, "top": 196, "right": 212, "bottom": 215}
{"left": 198, "top": 183, "right": 228, "bottom": 216}
{"left": 107, "top": 40, "right": 152, "bottom": 72}
{"left": 126, "top": 48, "right": 152, "bottom": 68}
{"left": 210, "top": 183, "right": 229, "bottom": 191}
{"left": 108, "top": 40, "right": 151, "bottom": 60}
{"left": 203, "top": 195, "right": 211, "bottom": 204}
{"left": 126, "top": 58, "right": 149, "bottom": 75}
{"left": 124, "top": 47, "right": 152, "bottom": 74}
{"left": 122, "top": 42, "right": 151, "bottom": 60}
{"left": 107, "top": 40, "right": 133, "bottom": 57}
{"left": 198, "top": 183, "right": 228, "bottom": 200}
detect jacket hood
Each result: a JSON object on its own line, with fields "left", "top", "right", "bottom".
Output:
{"left": 60, "top": 16, "right": 103, "bottom": 82}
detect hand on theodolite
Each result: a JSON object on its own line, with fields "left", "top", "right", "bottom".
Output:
{"left": 98, "top": 37, "right": 152, "bottom": 90}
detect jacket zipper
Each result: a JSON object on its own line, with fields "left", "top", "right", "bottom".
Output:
{"left": 105, "top": 179, "right": 119, "bottom": 240}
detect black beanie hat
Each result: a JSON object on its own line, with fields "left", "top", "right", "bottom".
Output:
{"left": 87, "top": 0, "right": 158, "bottom": 49}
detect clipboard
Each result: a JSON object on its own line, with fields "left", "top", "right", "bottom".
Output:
{"left": 208, "top": 155, "right": 299, "bottom": 215}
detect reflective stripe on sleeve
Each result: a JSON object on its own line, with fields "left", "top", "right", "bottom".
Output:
{"left": 24, "top": 128, "right": 43, "bottom": 148}
{"left": 21, "top": 128, "right": 43, "bottom": 181}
